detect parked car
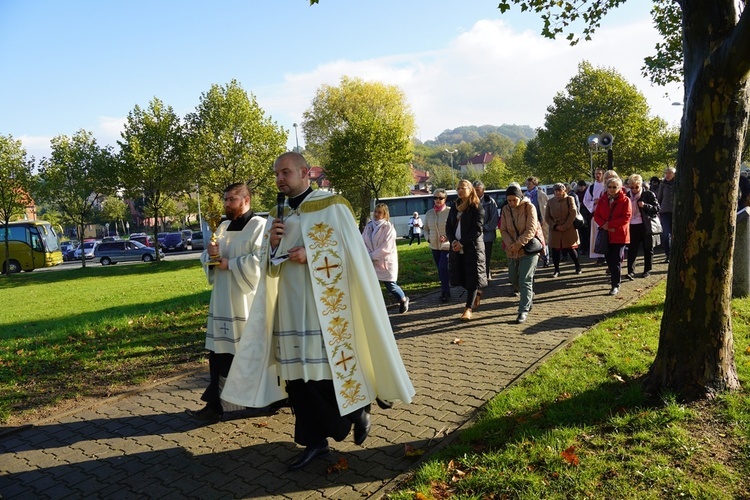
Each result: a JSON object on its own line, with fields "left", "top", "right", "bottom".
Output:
{"left": 94, "top": 240, "right": 164, "bottom": 265}
{"left": 156, "top": 232, "right": 168, "bottom": 246}
{"left": 73, "top": 241, "right": 99, "bottom": 260}
{"left": 181, "top": 229, "right": 193, "bottom": 246}
{"left": 129, "top": 235, "right": 153, "bottom": 247}
{"left": 190, "top": 231, "right": 204, "bottom": 250}
{"left": 60, "top": 241, "right": 79, "bottom": 261}
{"left": 101, "top": 236, "right": 121, "bottom": 243}
{"left": 162, "top": 232, "right": 186, "bottom": 252}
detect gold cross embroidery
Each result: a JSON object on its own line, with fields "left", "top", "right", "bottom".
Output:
{"left": 316, "top": 256, "right": 340, "bottom": 279}
{"left": 335, "top": 351, "right": 354, "bottom": 371}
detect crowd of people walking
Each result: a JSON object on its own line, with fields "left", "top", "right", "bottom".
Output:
{"left": 398, "top": 166, "right": 676, "bottom": 320}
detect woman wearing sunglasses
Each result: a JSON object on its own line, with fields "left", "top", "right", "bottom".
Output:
{"left": 593, "top": 176, "right": 632, "bottom": 295}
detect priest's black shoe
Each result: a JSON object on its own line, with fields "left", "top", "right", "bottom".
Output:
{"left": 353, "top": 409, "right": 371, "bottom": 445}
{"left": 288, "top": 445, "right": 330, "bottom": 471}
{"left": 185, "top": 406, "right": 222, "bottom": 422}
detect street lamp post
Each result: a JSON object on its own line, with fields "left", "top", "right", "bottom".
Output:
{"left": 445, "top": 149, "right": 458, "bottom": 189}
{"left": 293, "top": 123, "right": 300, "bottom": 152}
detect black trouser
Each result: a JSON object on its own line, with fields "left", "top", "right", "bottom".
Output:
{"left": 627, "top": 223, "right": 653, "bottom": 274}
{"left": 409, "top": 232, "right": 421, "bottom": 245}
{"left": 200, "top": 352, "right": 233, "bottom": 413}
{"left": 605, "top": 243, "right": 626, "bottom": 288}
{"left": 484, "top": 241, "right": 493, "bottom": 279}
{"left": 286, "top": 379, "right": 369, "bottom": 447}
{"left": 551, "top": 248, "right": 581, "bottom": 271}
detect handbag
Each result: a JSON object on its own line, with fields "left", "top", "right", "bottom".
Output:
{"left": 509, "top": 206, "right": 543, "bottom": 254}
{"left": 569, "top": 195, "right": 585, "bottom": 229}
{"left": 594, "top": 228, "right": 609, "bottom": 254}
{"left": 646, "top": 214, "right": 663, "bottom": 235}
{"left": 574, "top": 211, "right": 585, "bottom": 229}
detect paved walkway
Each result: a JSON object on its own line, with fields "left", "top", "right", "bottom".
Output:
{"left": 0, "top": 255, "right": 668, "bottom": 499}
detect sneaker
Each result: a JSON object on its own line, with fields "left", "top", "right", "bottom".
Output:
{"left": 575, "top": 267, "right": 582, "bottom": 275}
{"left": 642, "top": 271, "right": 651, "bottom": 278}
{"left": 625, "top": 273, "right": 635, "bottom": 281}
{"left": 399, "top": 297, "right": 410, "bottom": 314}
{"left": 608, "top": 287, "right": 619, "bottom": 295}
{"left": 516, "top": 312, "right": 528, "bottom": 324}
{"left": 552, "top": 271, "right": 560, "bottom": 278}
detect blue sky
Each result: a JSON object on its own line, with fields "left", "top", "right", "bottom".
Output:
{"left": 0, "top": 0, "right": 682, "bottom": 161}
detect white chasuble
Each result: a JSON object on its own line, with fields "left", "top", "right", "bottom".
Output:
{"left": 200, "top": 216, "right": 265, "bottom": 355}
{"left": 222, "top": 190, "right": 415, "bottom": 414}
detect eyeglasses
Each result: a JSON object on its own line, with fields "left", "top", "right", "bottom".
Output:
{"left": 607, "top": 185, "right": 619, "bottom": 189}
{"left": 434, "top": 196, "right": 446, "bottom": 200}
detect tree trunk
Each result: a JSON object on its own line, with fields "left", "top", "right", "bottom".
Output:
{"left": 646, "top": 0, "right": 748, "bottom": 400}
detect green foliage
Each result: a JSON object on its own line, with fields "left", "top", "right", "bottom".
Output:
{"left": 100, "top": 195, "right": 128, "bottom": 229}
{"left": 118, "top": 98, "right": 190, "bottom": 258}
{"left": 0, "top": 134, "right": 33, "bottom": 225}
{"left": 482, "top": 156, "right": 513, "bottom": 189}
{"left": 530, "top": 61, "right": 674, "bottom": 182}
{"left": 643, "top": 0, "right": 683, "bottom": 86}
{"left": 302, "top": 76, "right": 415, "bottom": 225}
{"left": 185, "top": 79, "right": 287, "bottom": 209}
{"left": 428, "top": 124, "right": 536, "bottom": 146}
{"left": 37, "top": 130, "right": 118, "bottom": 265}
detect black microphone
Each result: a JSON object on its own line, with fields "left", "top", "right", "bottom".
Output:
{"left": 276, "top": 192, "right": 286, "bottom": 221}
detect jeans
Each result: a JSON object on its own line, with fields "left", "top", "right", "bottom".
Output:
{"left": 431, "top": 249, "right": 451, "bottom": 297}
{"left": 508, "top": 254, "right": 538, "bottom": 313}
{"left": 659, "top": 212, "right": 673, "bottom": 258}
{"left": 382, "top": 281, "right": 405, "bottom": 302}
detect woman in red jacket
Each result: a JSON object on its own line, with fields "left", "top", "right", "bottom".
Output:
{"left": 593, "top": 176, "right": 632, "bottom": 295}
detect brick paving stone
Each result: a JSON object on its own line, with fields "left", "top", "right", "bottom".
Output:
{"left": 0, "top": 260, "right": 668, "bottom": 499}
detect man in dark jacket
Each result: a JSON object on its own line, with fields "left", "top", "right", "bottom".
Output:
{"left": 473, "top": 181, "right": 498, "bottom": 280}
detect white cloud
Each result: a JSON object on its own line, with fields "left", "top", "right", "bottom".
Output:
{"left": 263, "top": 15, "right": 683, "bottom": 147}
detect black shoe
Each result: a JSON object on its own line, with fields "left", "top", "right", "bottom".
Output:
{"left": 186, "top": 406, "right": 222, "bottom": 422}
{"left": 516, "top": 312, "right": 528, "bottom": 324}
{"left": 288, "top": 445, "right": 330, "bottom": 471}
{"left": 597, "top": 258, "right": 606, "bottom": 265}
{"left": 353, "top": 407, "right": 371, "bottom": 445}
{"left": 575, "top": 267, "right": 582, "bottom": 275}
{"left": 642, "top": 271, "right": 651, "bottom": 278}
{"left": 376, "top": 397, "right": 393, "bottom": 410}
{"left": 399, "top": 297, "right": 410, "bottom": 314}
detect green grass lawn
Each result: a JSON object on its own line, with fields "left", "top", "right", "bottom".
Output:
{"left": 0, "top": 260, "right": 211, "bottom": 424}
{"left": 388, "top": 282, "right": 750, "bottom": 499}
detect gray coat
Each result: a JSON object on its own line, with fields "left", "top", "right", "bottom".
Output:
{"left": 479, "top": 194, "right": 499, "bottom": 242}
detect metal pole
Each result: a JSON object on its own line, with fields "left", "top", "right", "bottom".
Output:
{"left": 293, "top": 123, "right": 299, "bottom": 152}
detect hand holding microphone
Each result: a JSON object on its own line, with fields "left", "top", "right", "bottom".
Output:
{"left": 270, "top": 193, "right": 286, "bottom": 249}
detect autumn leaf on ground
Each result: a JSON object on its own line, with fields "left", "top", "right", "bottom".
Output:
{"left": 326, "top": 457, "right": 348, "bottom": 473}
{"left": 611, "top": 374, "right": 625, "bottom": 383}
{"left": 555, "top": 392, "right": 572, "bottom": 402}
{"left": 561, "top": 445, "right": 580, "bottom": 466}
{"left": 745, "top": 346, "right": 750, "bottom": 354}
{"left": 451, "top": 338, "right": 463, "bottom": 345}
{"left": 405, "top": 443, "right": 425, "bottom": 457}
{"left": 252, "top": 421, "right": 268, "bottom": 428}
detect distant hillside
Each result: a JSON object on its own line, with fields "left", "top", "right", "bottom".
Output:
{"left": 426, "top": 124, "right": 537, "bottom": 145}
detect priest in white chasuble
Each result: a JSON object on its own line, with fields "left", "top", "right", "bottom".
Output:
{"left": 186, "top": 183, "right": 265, "bottom": 422}
{"left": 223, "top": 152, "right": 415, "bottom": 471}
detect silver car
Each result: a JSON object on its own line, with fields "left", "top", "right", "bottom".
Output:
{"left": 190, "top": 231, "right": 205, "bottom": 250}
{"left": 94, "top": 240, "right": 164, "bottom": 265}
